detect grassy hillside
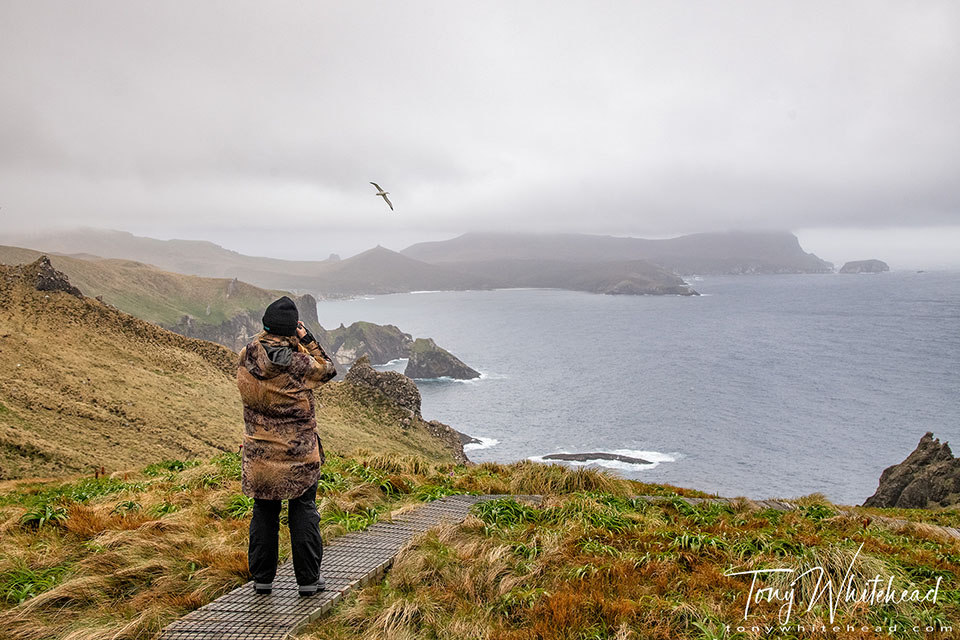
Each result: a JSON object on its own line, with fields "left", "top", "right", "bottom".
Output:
{"left": 0, "top": 450, "right": 956, "bottom": 639}
{"left": 0, "top": 257, "right": 242, "bottom": 479}
{"left": 0, "top": 258, "right": 461, "bottom": 481}
{"left": 0, "top": 246, "right": 284, "bottom": 327}
{"left": 0, "top": 450, "right": 695, "bottom": 639}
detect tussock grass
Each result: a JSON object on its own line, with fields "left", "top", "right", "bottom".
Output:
{"left": 0, "top": 449, "right": 693, "bottom": 639}
{"left": 301, "top": 487, "right": 960, "bottom": 640}
{"left": 5, "top": 448, "right": 958, "bottom": 639}
{"left": 506, "top": 460, "right": 633, "bottom": 496}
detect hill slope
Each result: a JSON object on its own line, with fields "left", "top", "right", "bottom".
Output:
{"left": 0, "top": 257, "right": 241, "bottom": 479}
{"left": 4, "top": 228, "right": 335, "bottom": 289}
{"left": 0, "top": 245, "right": 295, "bottom": 329}
{"left": 447, "top": 258, "right": 698, "bottom": 295}
{"left": 0, "top": 258, "right": 464, "bottom": 480}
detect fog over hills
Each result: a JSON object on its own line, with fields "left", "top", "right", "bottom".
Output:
{"left": 402, "top": 230, "right": 833, "bottom": 274}
{"left": 5, "top": 228, "right": 833, "bottom": 298}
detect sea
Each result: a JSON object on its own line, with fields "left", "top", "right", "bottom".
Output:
{"left": 316, "top": 271, "right": 960, "bottom": 506}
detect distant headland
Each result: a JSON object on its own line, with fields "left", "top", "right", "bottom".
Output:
{"left": 5, "top": 228, "right": 838, "bottom": 298}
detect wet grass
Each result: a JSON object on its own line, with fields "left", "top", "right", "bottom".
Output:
{"left": 0, "top": 450, "right": 658, "bottom": 639}
{"left": 5, "top": 449, "right": 957, "bottom": 640}
{"left": 301, "top": 494, "right": 960, "bottom": 640}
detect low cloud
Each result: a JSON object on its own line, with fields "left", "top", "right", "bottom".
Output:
{"left": 1, "top": 1, "right": 957, "bottom": 259}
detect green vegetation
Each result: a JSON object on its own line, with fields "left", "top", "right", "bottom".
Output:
{"left": 0, "top": 450, "right": 681, "bottom": 639}
{"left": 305, "top": 491, "right": 960, "bottom": 640}
{"left": 0, "top": 561, "right": 72, "bottom": 605}
{"left": 1, "top": 450, "right": 957, "bottom": 639}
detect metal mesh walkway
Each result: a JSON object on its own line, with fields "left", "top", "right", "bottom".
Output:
{"left": 159, "top": 494, "right": 542, "bottom": 640}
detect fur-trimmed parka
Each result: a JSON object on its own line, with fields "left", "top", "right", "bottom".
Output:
{"left": 237, "top": 331, "right": 337, "bottom": 500}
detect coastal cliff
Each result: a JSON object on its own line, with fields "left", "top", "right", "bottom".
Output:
{"left": 320, "top": 321, "right": 413, "bottom": 368}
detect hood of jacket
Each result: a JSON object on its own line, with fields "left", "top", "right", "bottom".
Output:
{"left": 241, "top": 331, "right": 302, "bottom": 380}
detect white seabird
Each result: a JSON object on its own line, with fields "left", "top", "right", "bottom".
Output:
{"left": 369, "top": 182, "right": 394, "bottom": 211}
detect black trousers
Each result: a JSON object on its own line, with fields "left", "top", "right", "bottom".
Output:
{"left": 248, "top": 481, "right": 323, "bottom": 586}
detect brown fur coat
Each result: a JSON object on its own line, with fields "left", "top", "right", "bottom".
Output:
{"left": 237, "top": 331, "right": 337, "bottom": 500}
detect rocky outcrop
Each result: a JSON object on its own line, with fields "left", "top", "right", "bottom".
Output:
{"left": 343, "top": 356, "right": 472, "bottom": 464}
{"left": 863, "top": 433, "right": 960, "bottom": 508}
{"left": 29, "top": 256, "right": 83, "bottom": 297}
{"left": 543, "top": 452, "right": 652, "bottom": 465}
{"left": 404, "top": 338, "right": 481, "bottom": 380}
{"left": 840, "top": 259, "right": 889, "bottom": 274}
{"left": 422, "top": 420, "right": 472, "bottom": 465}
{"left": 345, "top": 355, "right": 422, "bottom": 416}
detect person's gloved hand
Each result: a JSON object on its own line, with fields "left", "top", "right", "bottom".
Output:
{"left": 296, "top": 321, "right": 316, "bottom": 344}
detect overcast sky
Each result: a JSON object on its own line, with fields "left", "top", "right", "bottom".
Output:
{"left": 1, "top": 1, "right": 958, "bottom": 267}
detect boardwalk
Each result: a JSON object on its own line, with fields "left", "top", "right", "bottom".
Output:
{"left": 159, "top": 494, "right": 542, "bottom": 640}
{"left": 159, "top": 493, "right": 960, "bottom": 639}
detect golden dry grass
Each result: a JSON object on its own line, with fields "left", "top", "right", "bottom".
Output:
{"left": 0, "top": 261, "right": 462, "bottom": 481}
{"left": 0, "top": 450, "right": 698, "bottom": 639}
{"left": 0, "top": 264, "right": 242, "bottom": 479}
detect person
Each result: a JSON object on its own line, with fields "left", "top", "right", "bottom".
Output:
{"left": 237, "top": 296, "right": 337, "bottom": 597}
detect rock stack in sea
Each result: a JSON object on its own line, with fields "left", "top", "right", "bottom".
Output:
{"left": 840, "top": 259, "right": 889, "bottom": 274}
{"left": 404, "top": 338, "right": 481, "bottom": 380}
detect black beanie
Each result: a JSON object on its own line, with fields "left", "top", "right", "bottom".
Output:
{"left": 262, "top": 296, "right": 299, "bottom": 336}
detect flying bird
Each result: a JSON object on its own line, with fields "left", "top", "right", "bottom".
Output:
{"left": 369, "top": 182, "right": 394, "bottom": 211}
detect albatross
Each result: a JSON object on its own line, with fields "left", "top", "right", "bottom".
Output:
{"left": 369, "top": 182, "right": 394, "bottom": 211}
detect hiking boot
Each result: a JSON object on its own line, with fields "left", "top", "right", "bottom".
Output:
{"left": 298, "top": 576, "right": 325, "bottom": 597}
{"left": 253, "top": 582, "right": 273, "bottom": 595}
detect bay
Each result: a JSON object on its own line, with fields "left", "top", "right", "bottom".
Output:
{"left": 317, "top": 272, "right": 960, "bottom": 505}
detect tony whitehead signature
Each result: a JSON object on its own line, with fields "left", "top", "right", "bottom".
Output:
{"left": 725, "top": 542, "right": 943, "bottom": 624}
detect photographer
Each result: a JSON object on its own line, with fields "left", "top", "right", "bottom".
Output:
{"left": 236, "top": 296, "right": 337, "bottom": 597}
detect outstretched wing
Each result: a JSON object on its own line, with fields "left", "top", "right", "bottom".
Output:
{"left": 382, "top": 194, "right": 394, "bottom": 211}
{"left": 370, "top": 182, "right": 383, "bottom": 192}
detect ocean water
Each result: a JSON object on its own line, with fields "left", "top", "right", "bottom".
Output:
{"left": 317, "top": 272, "right": 960, "bottom": 505}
